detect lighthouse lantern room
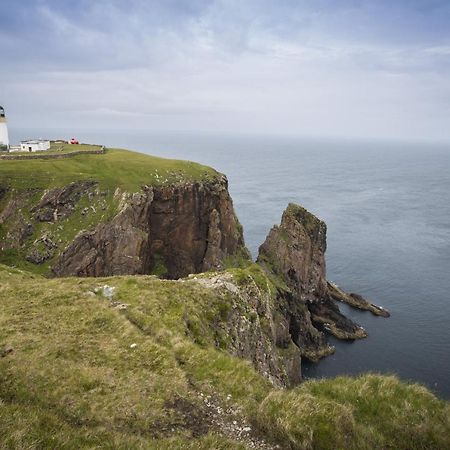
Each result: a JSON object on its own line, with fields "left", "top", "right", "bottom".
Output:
{"left": 0, "top": 106, "right": 9, "bottom": 149}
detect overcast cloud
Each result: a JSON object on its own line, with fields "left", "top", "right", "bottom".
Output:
{"left": 1, "top": 0, "right": 450, "bottom": 140}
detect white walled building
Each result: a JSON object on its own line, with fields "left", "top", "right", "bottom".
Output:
{"left": 19, "top": 140, "right": 51, "bottom": 152}
{"left": 0, "top": 106, "right": 9, "bottom": 149}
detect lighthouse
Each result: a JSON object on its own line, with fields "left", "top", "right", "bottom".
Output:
{"left": 0, "top": 106, "right": 9, "bottom": 149}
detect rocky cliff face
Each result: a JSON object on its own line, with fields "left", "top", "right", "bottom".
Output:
{"left": 52, "top": 176, "right": 248, "bottom": 278}
{"left": 257, "top": 203, "right": 387, "bottom": 363}
{"left": 49, "top": 198, "right": 389, "bottom": 384}
{"left": 194, "top": 271, "right": 302, "bottom": 387}
{"left": 0, "top": 159, "right": 389, "bottom": 387}
{"left": 258, "top": 204, "right": 328, "bottom": 302}
{"left": 188, "top": 196, "right": 390, "bottom": 385}
{"left": 0, "top": 175, "right": 248, "bottom": 279}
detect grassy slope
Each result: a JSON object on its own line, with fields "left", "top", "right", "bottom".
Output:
{"left": 0, "top": 147, "right": 219, "bottom": 191}
{"left": 0, "top": 264, "right": 448, "bottom": 450}
{"left": 0, "top": 148, "right": 219, "bottom": 274}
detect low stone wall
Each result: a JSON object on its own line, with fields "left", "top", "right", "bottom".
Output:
{"left": 0, "top": 146, "right": 105, "bottom": 160}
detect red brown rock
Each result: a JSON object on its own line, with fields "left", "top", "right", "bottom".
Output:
{"left": 257, "top": 203, "right": 388, "bottom": 361}
{"left": 52, "top": 176, "right": 249, "bottom": 278}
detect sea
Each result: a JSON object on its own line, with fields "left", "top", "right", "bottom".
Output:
{"left": 10, "top": 128, "right": 450, "bottom": 399}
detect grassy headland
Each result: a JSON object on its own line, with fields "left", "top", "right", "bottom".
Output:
{"left": 0, "top": 147, "right": 218, "bottom": 191}
{"left": 0, "top": 148, "right": 220, "bottom": 274}
{"left": 0, "top": 264, "right": 448, "bottom": 449}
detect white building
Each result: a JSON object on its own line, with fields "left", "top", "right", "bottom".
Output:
{"left": 20, "top": 139, "right": 51, "bottom": 152}
{"left": 0, "top": 106, "right": 9, "bottom": 149}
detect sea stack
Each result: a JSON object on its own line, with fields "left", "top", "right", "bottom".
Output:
{"left": 0, "top": 105, "right": 9, "bottom": 149}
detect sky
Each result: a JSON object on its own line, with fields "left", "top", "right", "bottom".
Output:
{"left": 1, "top": 0, "right": 450, "bottom": 141}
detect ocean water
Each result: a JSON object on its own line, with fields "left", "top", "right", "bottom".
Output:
{"left": 10, "top": 128, "right": 450, "bottom": 399}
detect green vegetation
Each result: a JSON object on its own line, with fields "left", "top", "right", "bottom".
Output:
{"left": 222, "top": 246, "right": 253, "bottom": 270}
{"left": 228, "top": 263, "right": 276, "bottom": 294}
{"left": 150, "top": 253, "right": 169, "bottom": 277}
{"left": 0, "top": 147, "right": 219, "bottom": 191}
{"left": 0, "top": 147, "right": 220, "bottom": 274}
{"left": 256, "top": 251, "right": 290, "bottom": 292}
{"left": 0, "top": 264, "right": 448, "bottom": 449}
{"left": 49, "top": 142, "right": 103, "bottom": 153}
{"left": 285, "top": 202, "right": 326, "bottom": 236}
{"left": 258, "top": 375, "right": 449, "bottom": 449}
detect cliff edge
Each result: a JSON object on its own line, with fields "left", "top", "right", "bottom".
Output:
{"left": 257, "top": 203, "right": 389, "bottom": 362}
{"left": 0, "top": 148, "right": 249, "bottom": 278}
{"left": 52, "top": 176, "right": 247, "bottom": 278}
{"left": 0, "top": 148, "right": 388, "bottom": 384}
{"left": 2, "top": 148, "right": 444, "bottom": 450}
{"left": 0, "top": 264, "right": 446, "bottom": 450}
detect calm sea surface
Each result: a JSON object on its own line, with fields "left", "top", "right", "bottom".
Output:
{"left": 10, "top": 128, "right": 450, "bottom": 399}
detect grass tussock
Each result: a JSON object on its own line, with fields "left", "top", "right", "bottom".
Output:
{"left": 0, "top": 264, "right": 448, "bottom": 449}
{"left": 258, "top": 375, "right": 449, "bottom": 449}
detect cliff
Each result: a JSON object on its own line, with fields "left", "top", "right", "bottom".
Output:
{"left": 258, "top": 204, "right": 329, "bottom": 302}
{"left": 1, "top": 149, "right": 387, "bottom": 376}
{"left": 257, "top": 203, "right": 389, "bottom": 359}
{"left": 0, "top": 148, "right": 447, "bottom": 448}
{"left": 0, "top": 264, "right": 447, "bottom": 449}
{"left": 52, "top": 177, "right": 246, "bottom": 278}
{"left": 0, "top": 148, "right": 248, "bottom": 278}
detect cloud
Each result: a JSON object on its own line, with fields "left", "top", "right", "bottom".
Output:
{"left": 1, "top": 0, "right": 449, "bottom": 140}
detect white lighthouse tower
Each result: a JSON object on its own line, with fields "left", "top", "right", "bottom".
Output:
{"left": 0, "top": 106, "right": 9, "bottom": 149}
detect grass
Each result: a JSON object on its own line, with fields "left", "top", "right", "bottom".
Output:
{"left": 0, "top": 264, "right": 448, "bottom": 449}
{"left": 228, "top": 262, "right": 277, "bottom": 295}
{"left": 284, "top": 203, "right": 326, "bottom": 238}
{"left": 49, "top": 142, "right": 103, "bottom": 153}
{"left": 150, "top": 253, "right": 169, "bottom": 277}
{"left": 0, "top": 147, "right": 220, "bottom": 274}
{"left": 258, "top": 374, "right": 450, "bottom": 449}
{"left": 0, "top": 147, "right": 219, "bottom": 191}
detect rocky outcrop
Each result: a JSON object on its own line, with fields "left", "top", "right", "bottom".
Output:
{"left": 26, "top": 235, "right": 58, "bottom": 264}
{"left": 0, "top": 188, "right": 37, "bottom": 250}
{"left": 32, "top": 181, "right": 98, "bottom": 222}
{"left": 328, "top": 281, "right": 390, "bottom": 317}
{"left": 146, "top": 177, "right": 247, "bottom": 278}
{"left": 280, "top": 290, "right": 335, "bottom": 361}
{"left": 258, "top": 204, "right": 328, "bottom": 302}
{"left": 195, "top": 272, "right": 302, "bottom": 387}
{"left": 52, "top": 176, "right": 249, "bottom": 278}
{"left": 52, "top": 190, "right": 152, "bottom": 276}
{"left": 308, "top": 298, "right": 368, "bottom": 340}
{"left": 257, "top": 203, "right": 388, "bottom": 361}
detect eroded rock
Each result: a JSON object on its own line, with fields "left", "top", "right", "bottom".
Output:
{"left": 26, "top": 235, "right": 58, "bottom": 264}
{"left": 257, "top": 202, "right": 388, "bottom": 363}
{"left": 53, "top": 177, "right": 249, "bottom": 278}
{"left": 328, "top": 282, "right": 390, "bottom": 317}
{"left": 258, "top": 203, "right": 328, "bottom": 302}
{"left": 195, "top": 272, "right": 302, "bottom": 386}
{"left": 32, "top": 181, "right": 98, "bottom": 222}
